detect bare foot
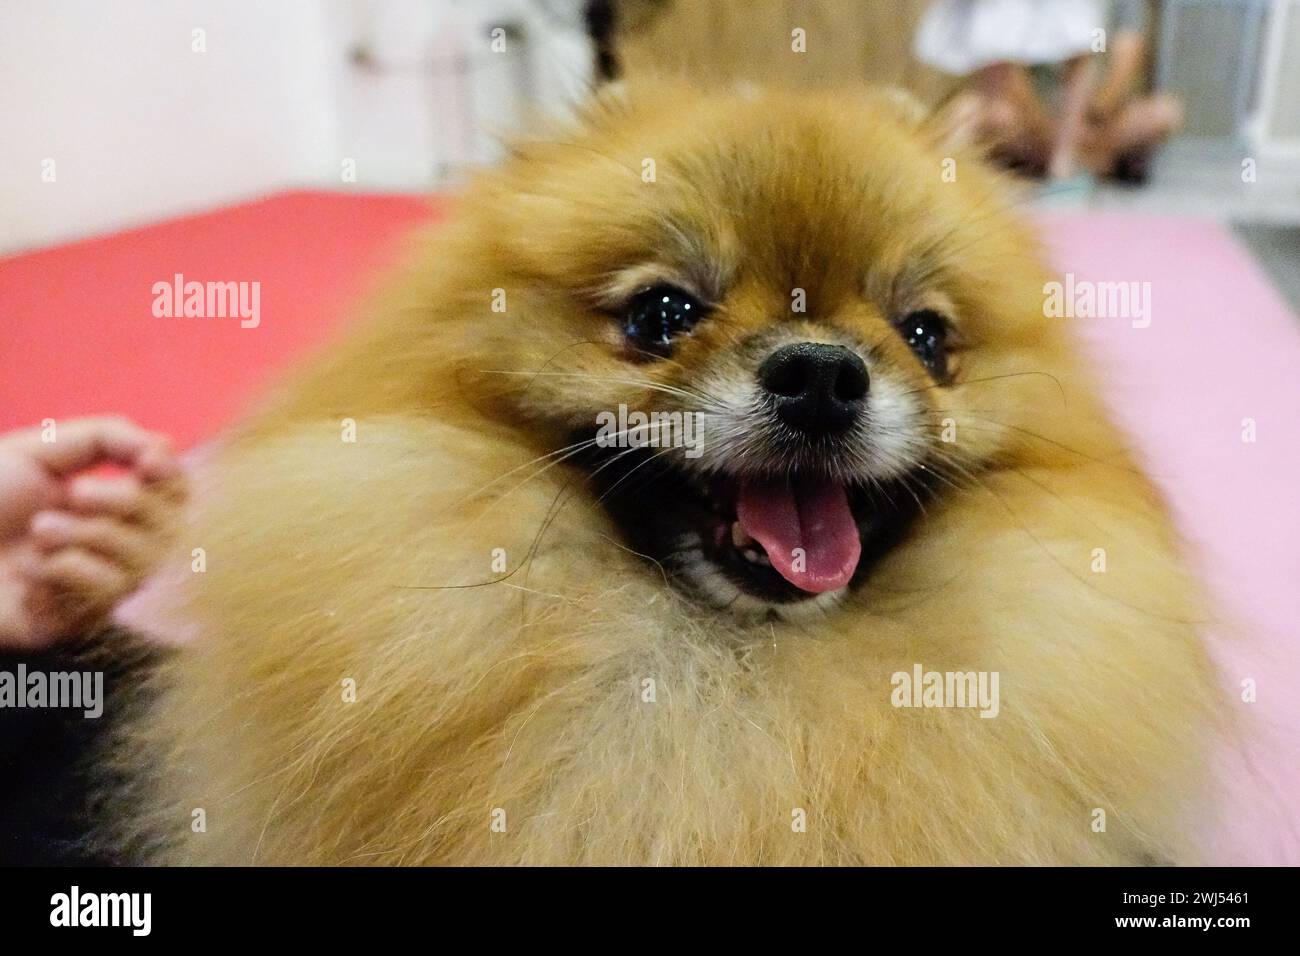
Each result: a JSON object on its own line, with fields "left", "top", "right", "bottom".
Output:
{"left": 1082, "top": 94, "right": 1184, "bottom": 180}
{"left": 0, "top": 417, "right": 186, "bottom": 651}
{"left": 1106, "top": 94, "right": 1184, "bottom": 156}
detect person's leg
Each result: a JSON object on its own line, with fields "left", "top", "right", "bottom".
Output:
{"left": 1108, "top": 93, "right": 1184, "bottom": 152}
{"left": 1094, "top": 92, "right": 1185, "bottom": 183}
{"left": 1090, "top": 29, "right": 1147, "bottom": 120}
{"left": 1048, "top": 55, "right": 1098, "bottom": 180}
{"left": 965, "top": 63, "right": 1054, "bottom": 175}
{"left": 1081, "top": 1, "right": 1185, "bottom": 182}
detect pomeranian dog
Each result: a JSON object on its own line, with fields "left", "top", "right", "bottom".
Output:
{"left": 109, "top": 83, "right": 1217, "bottom": 865}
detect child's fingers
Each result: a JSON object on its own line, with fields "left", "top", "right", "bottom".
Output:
{"left": 14, "top": 416, "right": 160, "bottom": 478}
{"left": 66, "top": 472, "right": 187, "bottom": 528}
{"left": 65, "top": 473, "right": 150, "bottom": 521}
{"left": 31, "top": 547, "right": 132, "bottom": 608}
{"left": 143, "top": 471, "right": 189, "bottom": 508}
{"left": 29, "top": 511, "right": 155, "bottom": 575}
{"left": 136, "top": 441, "right": 182, "bottom": 483}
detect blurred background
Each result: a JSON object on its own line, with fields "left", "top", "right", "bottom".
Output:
{"left": 2, "top": 0, "right": 1298, "bottom": 299}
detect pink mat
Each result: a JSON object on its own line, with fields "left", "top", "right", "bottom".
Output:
{"left": 1036, "top": 211, "right": 1300, "bottom": 865}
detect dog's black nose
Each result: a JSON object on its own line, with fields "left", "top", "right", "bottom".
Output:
{"left": 757, "top": 342, "right": 869, "bottom": 435}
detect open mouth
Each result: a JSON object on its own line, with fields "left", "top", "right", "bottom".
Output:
{"left": 707, "top": 476, "right": 863, "bottom": 598}
{"left": 589, "top": 447, "right": 929, "bottom": 607}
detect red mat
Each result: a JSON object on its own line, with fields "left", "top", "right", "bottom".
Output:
{"left": 1, "top": 191, "right": 440, "bottom": 448}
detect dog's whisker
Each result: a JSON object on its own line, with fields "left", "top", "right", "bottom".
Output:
{"left": 479, "top": 369, "right": 726, "bottom": 410}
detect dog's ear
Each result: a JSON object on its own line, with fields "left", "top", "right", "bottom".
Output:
{"left": 579, "top": 78, "right": 634, "bottom": 128}
{"left": 580, "top": 76, "right": 694, "bottom": 129}
{"left": 875, "top": 87, "right": 930, "bottom": 126}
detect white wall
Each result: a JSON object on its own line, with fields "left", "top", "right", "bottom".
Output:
{"left": 1251, "top": 0, "right": 1300, "bottom": 157}
{"left": 0, "top": 0, "right": 592, "bottom": 254}
{"left": 323, "top": 0, "right": 593, "bottom": 187}
{"left": 0, "top": 0, "right": 337, "bottom": 252}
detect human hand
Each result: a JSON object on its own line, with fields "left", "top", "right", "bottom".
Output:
{"left": 0, "top": 417, "right": 185, "bottom": 651}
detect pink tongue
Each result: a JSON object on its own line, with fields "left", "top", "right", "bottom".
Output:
{"left": 736, "top": 478, "right": 862, "bottom": 593}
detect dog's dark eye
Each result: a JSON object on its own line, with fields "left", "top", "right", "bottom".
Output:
{"left": 898, "top": 309, "right": 949, "bottom": 375}
{"left": 622, "top": 285, "right": 704, "bottom": 356}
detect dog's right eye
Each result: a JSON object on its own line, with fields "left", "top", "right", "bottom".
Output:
{"left": 897, "top": 308, "right": 950, "bottom": 377}
{"left": 622, "top": 285, "right": 705, "bottom": 356}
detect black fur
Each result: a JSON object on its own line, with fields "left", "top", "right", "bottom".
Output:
{"left": 0, "top": 628, "right": 162, "bottom": 866}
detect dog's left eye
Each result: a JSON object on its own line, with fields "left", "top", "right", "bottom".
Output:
{"left": 622, "top": 285, "right": 704, "bottom": 356}
{"left": 897, "top": 309, "right": 949, "bottom": 375}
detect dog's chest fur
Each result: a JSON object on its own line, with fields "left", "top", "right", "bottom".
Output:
{"left": 113, "top": 419, "right": 1213, "bottom": 866}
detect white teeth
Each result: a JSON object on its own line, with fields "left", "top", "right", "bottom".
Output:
{"left": 732, "top": 522, "right": 770, "bottom": 565}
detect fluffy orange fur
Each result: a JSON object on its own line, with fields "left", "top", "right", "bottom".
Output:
{"left": 115, "top": 84, "right": 1217, "bottom": 865}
